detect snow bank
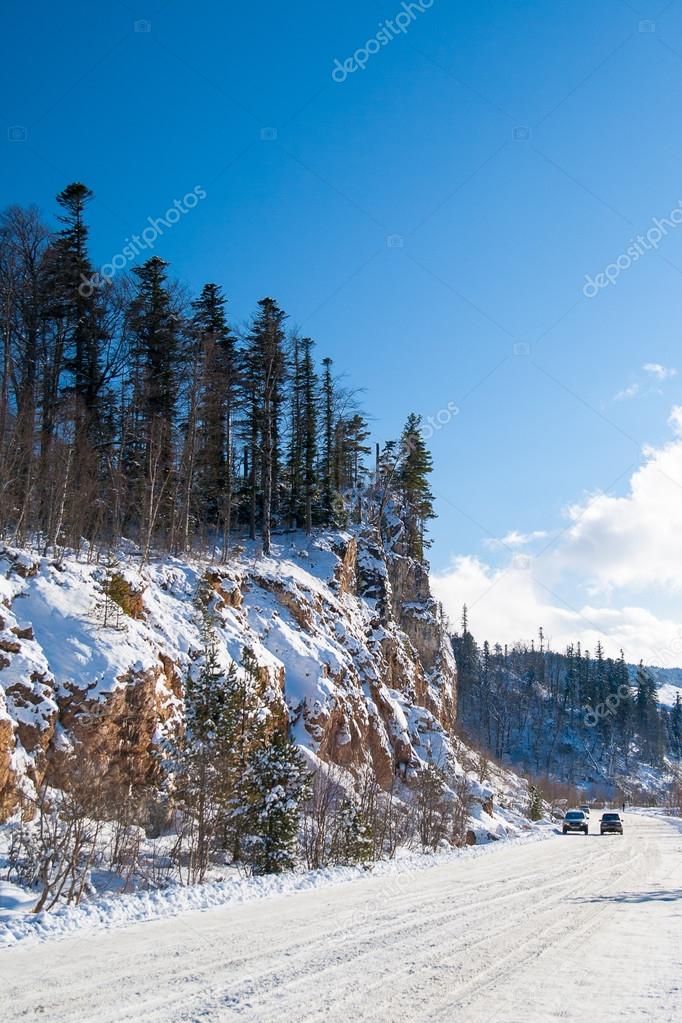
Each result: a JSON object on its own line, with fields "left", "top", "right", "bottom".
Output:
{"left": 0, "top": 822, "right": 559, "bottom": 948}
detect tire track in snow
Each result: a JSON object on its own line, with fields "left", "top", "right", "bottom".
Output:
{"left": 1, "top": 815, "right": 678, "bottom": 1023}
{"left": 324, "top": 838, "right": 641, "bottom": 1023}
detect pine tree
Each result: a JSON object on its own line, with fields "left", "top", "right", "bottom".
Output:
{"left": 172, "top": 587, "right": 278, "bottom": 877}
{"left": 671, "top": 693, "right": 682, "bottom": 759}
{"left": 634, "top": 660, "right": 661, "bottom": 761}
{"left": 173, "top": 588, "right": 238, "bottom": 882}
{"left": 52, "top": 183, "right": 107, "bottom": 445}
{"left": 321, "top": 356, "right": 335, "bottom": 521}
{"left": 375, "top": 438, "right": 402, "bottom": 533}
{"left": 529, "top": 784, "right": 544, "bottom": 821}
{"left": 191, "top": 283, "right": 237, "bottom": 548}
{"left": 642, "top": 668, "right": 665, "bottom": 764}
{"left": 285, "top": 334, "right": 320, "bottom": 531}
{"left": 43, "top": 183, "right": 110, "bottom": 544}
{"left": 240, "top": 341, "right": 260, "bottom": 543}
{"left": 612, "top": 652, "right": 633, "bottom": 759}
{"left": 241, "top": 732, "right": 309, "bottom": 875}
{"left": 0, "top": 206, "right": 53, "bottom": 541}
{"left": 398, "top": 413, "right": 436, "bottom": 559}
{"left": 335, "top": 414, "right": 370, "bottom": 493}
{"left": 126, "top": 256, "right": 182, "bottom": 553}
{"left": 377, "top": 439, "right": 399, "bottom": 484}
{"left": 223, "top": 645, "right": 270, "bottom": 860}
{"left": 562, "top": 644, "right": 577, "bottom": 712}
{"left": 452, "top": 604, "right": 479, "bottom": 699}
{"left": 287, "top": 332, "right": 303, "bottom": 529}
{"left": 128, "top": 256, "right": 181, "bottom": 435}
{"left": 332, "top": 798, "right": 373, "bottom": 865}
{"left": 93, "top": 558, "right": 127, "bottom": 631}
{"left": 242, "top": 298, "right": 287, "bottom": 554}
{"left": 301, "top": 337, "right": 319, "bottom": 532}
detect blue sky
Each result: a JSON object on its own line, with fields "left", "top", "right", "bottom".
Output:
{"left": 4, "top": 0, "right": 682, "bottom": 657}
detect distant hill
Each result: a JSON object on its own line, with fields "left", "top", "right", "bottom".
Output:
{"left": 647, "top": 667, "right": 682, "bottom": 707}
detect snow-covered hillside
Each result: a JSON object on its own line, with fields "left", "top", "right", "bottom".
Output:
{"left": 0, "top": 520, "right": 535, "bottom": 848}
{"left": 650, "top": 666, "right": 682, "bottom": 707}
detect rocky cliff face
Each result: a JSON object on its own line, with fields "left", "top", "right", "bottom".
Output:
{"left": 0, "top": 524, "right": 457, "bottom": 819}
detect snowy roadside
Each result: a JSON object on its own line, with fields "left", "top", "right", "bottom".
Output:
{"left": 625, "top": 806, "right": 682, "bottom": 828}
{"left": 0, "top": 822, "right": 559, "bottom": 948}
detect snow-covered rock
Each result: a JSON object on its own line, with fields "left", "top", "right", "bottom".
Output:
{"left": 0, "top": 526, "right": 460, "bottom": 815}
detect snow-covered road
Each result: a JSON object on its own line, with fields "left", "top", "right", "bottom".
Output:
{"left": 1, "top": 812, "right": 681, "bottom": 1022}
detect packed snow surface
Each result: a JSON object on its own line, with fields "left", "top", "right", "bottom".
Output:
{"left": 1, "top": 812, "right": 680, "bottom": 1022}
{"left": 0, "top": 825, "right": 554, "bottom": 948}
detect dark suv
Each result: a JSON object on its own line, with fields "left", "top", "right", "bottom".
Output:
{"left": 600, "top": 812, "right": 623, "bottom": 835}
{"left": 563, "top": 810, "right": 588, "bottom": 835}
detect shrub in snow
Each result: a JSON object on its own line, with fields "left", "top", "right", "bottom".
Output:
{"left": 414, "top": 764, "right": 450, "bottom": 852}
{"left": 8, "top": 769, "right": 106, "bottom": 912}
{"left": 449, "top": 774, "right": 475, "bottom": 847}
{"left": 94, "top": 564, "right": 144, "bottom": 625}
{"left": 330, "top": 799, "right": 373, "bottom": 866}
{"left": 300, "top": 765, "right": 411, "bottom": 868}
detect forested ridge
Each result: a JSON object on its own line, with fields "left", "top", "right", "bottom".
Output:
{"left": 0, "top": 180, "right": 485, "bottom": 906}
{"left": 0, "top": 182, "right": 435, "bottom": 560}
{"left": 453, "top": 608, "right": 682, "bottom": 793}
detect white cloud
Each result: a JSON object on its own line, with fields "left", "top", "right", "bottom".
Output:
{"left": 432, "top": 556, "right": 682, "bottom": 661}
{"left": 613, "top": 382, "right": 640, "bottom": 402}
{"left": 643, "top": 362, "right": 677, "bottom": 381}
{"left": 668, "top": 405, "right": 682, "bottom": 436}
{"left": 557, "top": 413, "right": 682, "bottom": 593}
{"left": 484, "top": 529, "right": 548, "bottom": 550}
{"left": 433, "top": 407, "right": 682, "bottom": 662}
{"left": 610, "top": 363, "right": 677, "bottom": 403}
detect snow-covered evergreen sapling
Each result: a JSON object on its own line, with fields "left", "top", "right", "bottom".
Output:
{"left": 332, "top": 798, "right": 373, "bottom": 866}
{"left": 172, "top": 599, "right": 236, "bottom": 882}
{"left": 241, "top": 732, "right": 310, "bottom": 875}
{"left": 529, "top": 784, "right": 544, "bottom": 821}
{"left": 93, "top": 559, "right": 127, "bottom": 631}
{"left": 171, "top": 582, "right": 263, "bottom": 881}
